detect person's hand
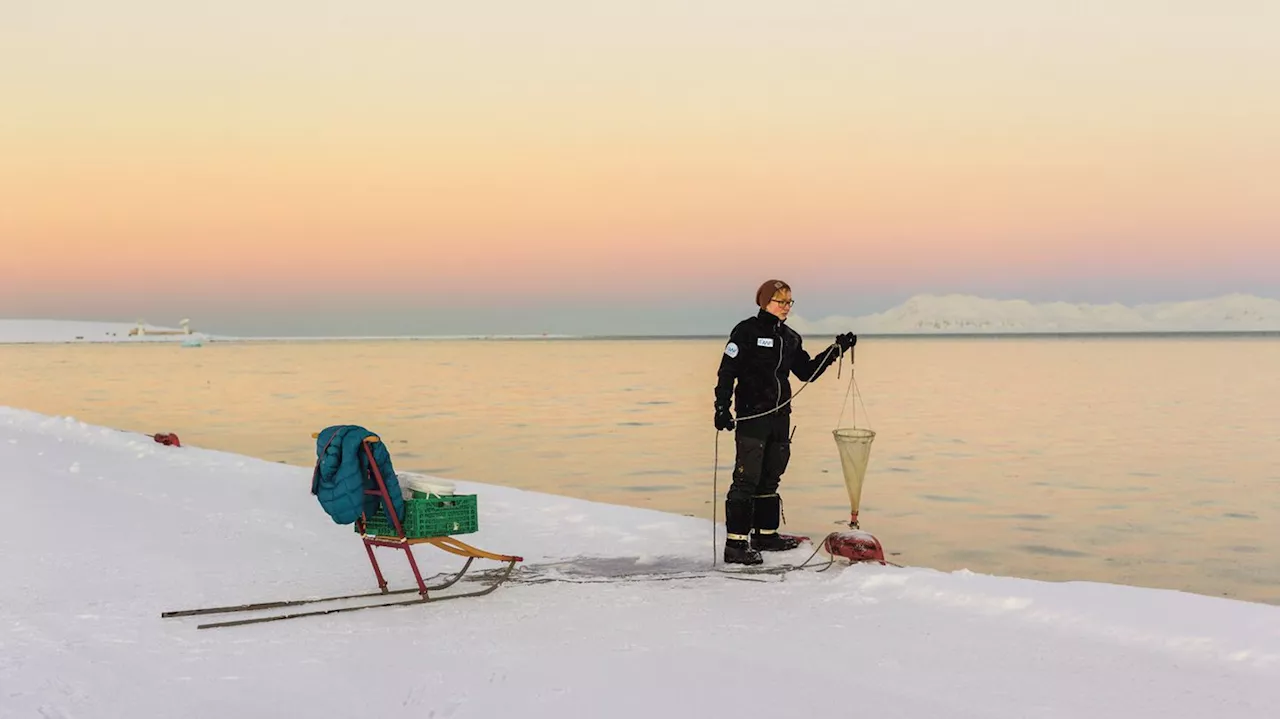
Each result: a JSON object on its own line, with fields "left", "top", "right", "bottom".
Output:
{"left": 836, "top": 332, "right": 857, "bottom": 351}
{"left": 714, "top": 406, "right": 736, "bottom": 431}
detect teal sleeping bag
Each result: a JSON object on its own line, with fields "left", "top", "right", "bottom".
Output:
{"left": 310, "top": 424, "right": 405, "bottom": 525}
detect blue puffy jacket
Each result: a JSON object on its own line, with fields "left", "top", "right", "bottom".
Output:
{"left": 310, "top": 425, "right": 405, "bottom": 525}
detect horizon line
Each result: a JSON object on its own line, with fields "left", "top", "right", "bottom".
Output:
{"left": 6, "top": 329, "right": 1280, "bottom": 347}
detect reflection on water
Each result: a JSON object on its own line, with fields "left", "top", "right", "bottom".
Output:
{"left": 3, "top": 336, "right": 1279, "bottom": 605}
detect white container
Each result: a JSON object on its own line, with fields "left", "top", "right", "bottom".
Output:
{"left": 401, "top": 472, "right": 455, "bottom": 497}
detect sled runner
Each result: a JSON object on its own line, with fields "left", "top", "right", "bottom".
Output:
{"left": 162, "top": 432, "right": 522, "bottom": 629}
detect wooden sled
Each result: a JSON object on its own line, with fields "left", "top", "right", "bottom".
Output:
{"left": 161, "top": 434, "right": 522, "bottom": 629}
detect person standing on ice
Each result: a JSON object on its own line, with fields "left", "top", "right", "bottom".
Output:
{"left": 713, "top": 279, "right": 856, "bottom": 565}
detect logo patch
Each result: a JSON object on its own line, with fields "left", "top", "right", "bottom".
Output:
{"left": 757, "top": 337, "right": 774, "bottom": 347}
{"left": 724, "top": 342, "right": 739, "bottom": 358}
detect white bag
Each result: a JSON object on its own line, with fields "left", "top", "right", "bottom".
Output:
{"left": 400, "top": 471, "right": 456, "bottom": 497}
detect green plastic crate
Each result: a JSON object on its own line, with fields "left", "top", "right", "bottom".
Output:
{"left": 362, "top": 494, "right": 479, "bottom": 538}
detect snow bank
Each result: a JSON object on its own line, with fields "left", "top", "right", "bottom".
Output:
{"left": 1, "top": 406, "right": 1277, "bottom": 718}
{"left": 790, "top": 293, "right": 1280, "bottom": 334}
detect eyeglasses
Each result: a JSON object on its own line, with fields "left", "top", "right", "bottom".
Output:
{"left": 770, "top": 299, "right": 795, "bottom": 307}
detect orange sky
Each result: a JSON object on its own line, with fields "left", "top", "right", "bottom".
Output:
{"left": 2, "top": 1, "right": 1277, "bottom": 331}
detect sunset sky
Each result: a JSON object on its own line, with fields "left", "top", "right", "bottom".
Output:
{"left": 2, "top": 1, "right": 1277, "bottom": 335}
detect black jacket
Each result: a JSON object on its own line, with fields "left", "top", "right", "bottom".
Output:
{"left": 715, "top": 309, "right": 840, "bottom": 420}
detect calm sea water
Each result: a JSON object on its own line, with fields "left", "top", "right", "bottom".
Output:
{"left": 4, "top": 336, "right": 1278, "bottom": 605}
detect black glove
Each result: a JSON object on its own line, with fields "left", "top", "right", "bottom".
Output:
{"left": 836, "top": 332, "right": 857, "bottom": 351}
{"left": 714, "top": 406, "right": 735, "bottom": 431}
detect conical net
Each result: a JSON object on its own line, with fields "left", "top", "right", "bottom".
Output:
{"left": 832, "top": 427, "right": 875, "bottom": 517}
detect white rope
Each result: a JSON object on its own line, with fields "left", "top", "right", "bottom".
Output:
{"left": 835, "top": 346, "right": 872, "bottom": 431}
{"left": 732, "top": 342, "right": 843, "bottom": 422}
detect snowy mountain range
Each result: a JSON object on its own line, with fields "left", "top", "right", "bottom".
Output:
{"left": 788, "top": 293, "right": 1280, "bottom": 335}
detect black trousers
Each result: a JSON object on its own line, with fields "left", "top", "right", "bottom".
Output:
{"left": 727, "top": 412, "right": 791, "bottom": 503}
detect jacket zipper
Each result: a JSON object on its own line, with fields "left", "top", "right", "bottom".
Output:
{"left": 773, "top": 328, "right": 782, "bottom": 411}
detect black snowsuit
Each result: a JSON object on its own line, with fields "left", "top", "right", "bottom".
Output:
{"left": 714, "top": 309, "right": 841, "bottom": 544}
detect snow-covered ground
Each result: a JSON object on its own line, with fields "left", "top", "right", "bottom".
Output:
{"left": 2, "top": 406, "right": 1276, "bottom": 718}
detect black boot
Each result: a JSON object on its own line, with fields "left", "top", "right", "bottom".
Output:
{"left": 751, "top": 494, "right": 802, "bottom": 552}
{"left": 724, "top": 539, "right": 762, "bottom": 564}
{"left": 724, "top": 499, "right": 762, "bottom": 565}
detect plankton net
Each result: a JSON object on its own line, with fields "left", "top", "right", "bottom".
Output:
{"left": 832, "top": 426, "right": 875, "bottom": 529}
{"left": 823, "top": 350, "right": 886, "bottom": 564}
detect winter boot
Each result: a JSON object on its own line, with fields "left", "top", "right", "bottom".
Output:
{"left": 750, "top": 494, "right": 803, "bottom": 552}
{"left": 724, "top": 498, "right": 762, "bottom": 565}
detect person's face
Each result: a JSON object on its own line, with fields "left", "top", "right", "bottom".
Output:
{"left": 765, "top": 290, "right": 793, "bottom": 320}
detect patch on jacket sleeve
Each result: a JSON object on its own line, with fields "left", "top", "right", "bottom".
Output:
{"left": 724, "top": 341, "right": 739, "bottom": 358}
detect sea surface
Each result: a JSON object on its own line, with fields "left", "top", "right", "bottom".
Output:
{"left": 4, "top": 335, "right": 1278, "bottom": 605}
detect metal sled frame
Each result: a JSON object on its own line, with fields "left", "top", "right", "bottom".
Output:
{"left": 351, "top": 435, "right": 523, "bottom": 596}
{"left": 161, "top": 435, "right": 522, "bottom": 629}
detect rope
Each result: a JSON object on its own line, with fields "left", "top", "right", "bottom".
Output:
{"left": 479, "top": 540, "right": 905, "bottom": 588}
{"left": 835, "top": 346, "right": 874, "bottom": 432}
{"left": 733, "top": 342, "right": 843, "bottom": 422}
{"left": 712, "top": 433, "right": 718, "bottom": 565}
{"left": 838, "top": 348, "right": 855, "bottom": 429}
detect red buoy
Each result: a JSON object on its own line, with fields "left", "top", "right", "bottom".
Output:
{"left": 152, "top": 432, "right": 181, "bottom": 447}
{"left": 823, "top": 527, "right": 886, "bottom": 564}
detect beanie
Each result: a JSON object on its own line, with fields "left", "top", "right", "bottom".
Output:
{"left": 756, "top": 279, "right": 790, "bottom": 308}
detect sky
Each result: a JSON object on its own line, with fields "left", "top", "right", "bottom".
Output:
{"left": 2, "top": 1, "right": 1278, "bottom": 336}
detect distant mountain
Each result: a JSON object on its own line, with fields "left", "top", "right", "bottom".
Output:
{"left": 788, "top": 293, "right": 1280, "bottom": 335}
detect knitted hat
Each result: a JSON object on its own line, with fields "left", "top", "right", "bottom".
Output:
{"left": 756, "top": 279, "right": 791, "bottom": 308}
